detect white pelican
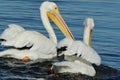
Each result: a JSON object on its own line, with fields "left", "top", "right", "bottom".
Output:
{"left": 51, "top": 18, "right": 101, "bottom": 76}
{"left": 57, "top": 18, "right": 101, "bottom": 65}
{"left": 0, "top": 1, "right": 74, "bottom": 61}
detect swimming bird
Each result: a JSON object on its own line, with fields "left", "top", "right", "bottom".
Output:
{"left": 51, "top": 18, "right": 101, "bottom": 76}
{"left": 0, "top": 1, "right": 74, "bottom": 61}
{"left": 57, "top": 18, "right": 101, "bottom": 65}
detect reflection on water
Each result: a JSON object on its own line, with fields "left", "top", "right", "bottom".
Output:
{"left": 0, "top": 0, "right": 120, "bottom": 80}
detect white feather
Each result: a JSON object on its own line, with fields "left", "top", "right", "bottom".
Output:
{"left": 0, "top": 24, "right": 25, "bottom": 41}
{"left": 60, "top": 37, "right": 101, "bottom": 65}
{"left": 0, "top": 49, "right": 56, "bottom": 60}
{"left": 53, "top": 60, "right": 96, "bottom": 76}
{"left": 57, "top": 18, "right": 101, "bottom": 66}
{"left": 0, "top": 1, "right": 67, "bottom": 60}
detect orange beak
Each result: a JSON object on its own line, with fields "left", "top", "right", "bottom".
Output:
{"left": 47, "top": 7, "right": 74, "bottom": 40}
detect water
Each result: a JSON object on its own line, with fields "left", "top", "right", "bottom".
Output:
{"left": 0, "top": 0, "right": 120, "bottom": 80}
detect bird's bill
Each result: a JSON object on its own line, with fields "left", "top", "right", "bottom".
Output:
{"left": 89, "top": 29, "right": 93, "bottom": 46}
{"left": 47, "top": 11, "right": 74, "bottom": 40}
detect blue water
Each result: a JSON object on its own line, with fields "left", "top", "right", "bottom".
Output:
{"left": 0, "top": 0, "right": 120, "bottom": 79}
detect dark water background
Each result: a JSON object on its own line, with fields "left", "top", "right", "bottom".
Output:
{"left": 0, "top": 0, "right": 120, "bottom": 80}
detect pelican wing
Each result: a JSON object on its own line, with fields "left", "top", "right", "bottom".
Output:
{"left": 57, "top": 37, "right": 101, "bottom": 65}
{"left": 64, "top": 41, "right": 101, "bottom": 65}
{"left": 57, "top": 37, "right": 74, "bottom": 48}
{"left": 1, "top": 30, "right": 56, "bottom": 52}
{"left": 0, "top": 24, "right": 56, "bottom": 53}
{"left": 52, "top": 60, "right": 96, "bottom": 76}
{"left": 0, "top": 24, "right": 25, "bottom": 41}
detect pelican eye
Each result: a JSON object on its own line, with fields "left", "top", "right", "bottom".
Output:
{"left": 54, "top": 7, "right": 57, "bottom": 10}
{"left": 54, "top": 6, "right": 58, "bottom": 12}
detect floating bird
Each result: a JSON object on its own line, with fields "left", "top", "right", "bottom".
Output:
{"left": 57, "top": 18, "right": 101, "bottom": 65}
{"left": 52, "top": 18, "right": 101, "bottom": 76}
{"left": 52, "top": 57, "right": 96, "bottom": 76}
{"left": 0, "top": 1, "right": 74, "bottom": 61}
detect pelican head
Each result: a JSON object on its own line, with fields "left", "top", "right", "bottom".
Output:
{"left": 40, "top": 1, "right": 74, "bottom": 42}
{"left": 84, "top": 18, "right": 95, "bottom": 29}
{"left": 83, "top": 18, "right": 95, "bottom": 46}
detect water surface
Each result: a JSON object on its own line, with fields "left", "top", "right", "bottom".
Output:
{"left": 0, "top": 0, "right": 120, "bottom": 80}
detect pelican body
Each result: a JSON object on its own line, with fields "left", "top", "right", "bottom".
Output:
{"left": 0, "top": 1, "right": 74, "bottom": 60}
{"left": 52, "top": 18, "right": 101, "bottom": 76}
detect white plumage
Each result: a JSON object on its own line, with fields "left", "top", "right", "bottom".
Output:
{"left": 52, "top": 18, "right": 101, "bottom": 76}
{"left": 57, "top": 37, "right": 101, "bottom": 66}
{"left": 0, "top": 1, "right": 74, "bottom": 60}
{"left": 0, "top": 1, "right": 101, "bottom": 77}
{"left": 57, "top": 18, "right": 101, "bottom": 65}
{"left": 0, "top": 24, "right": 56, "bottom": 60}
{"left": 0, "top": 24, "right": 25, "bottom": 41}
{"left": 1, "top": 24, "right": 55, "bottom": 51}
{"left": 53, "top": 60, "right": 96, "bottom": 76}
